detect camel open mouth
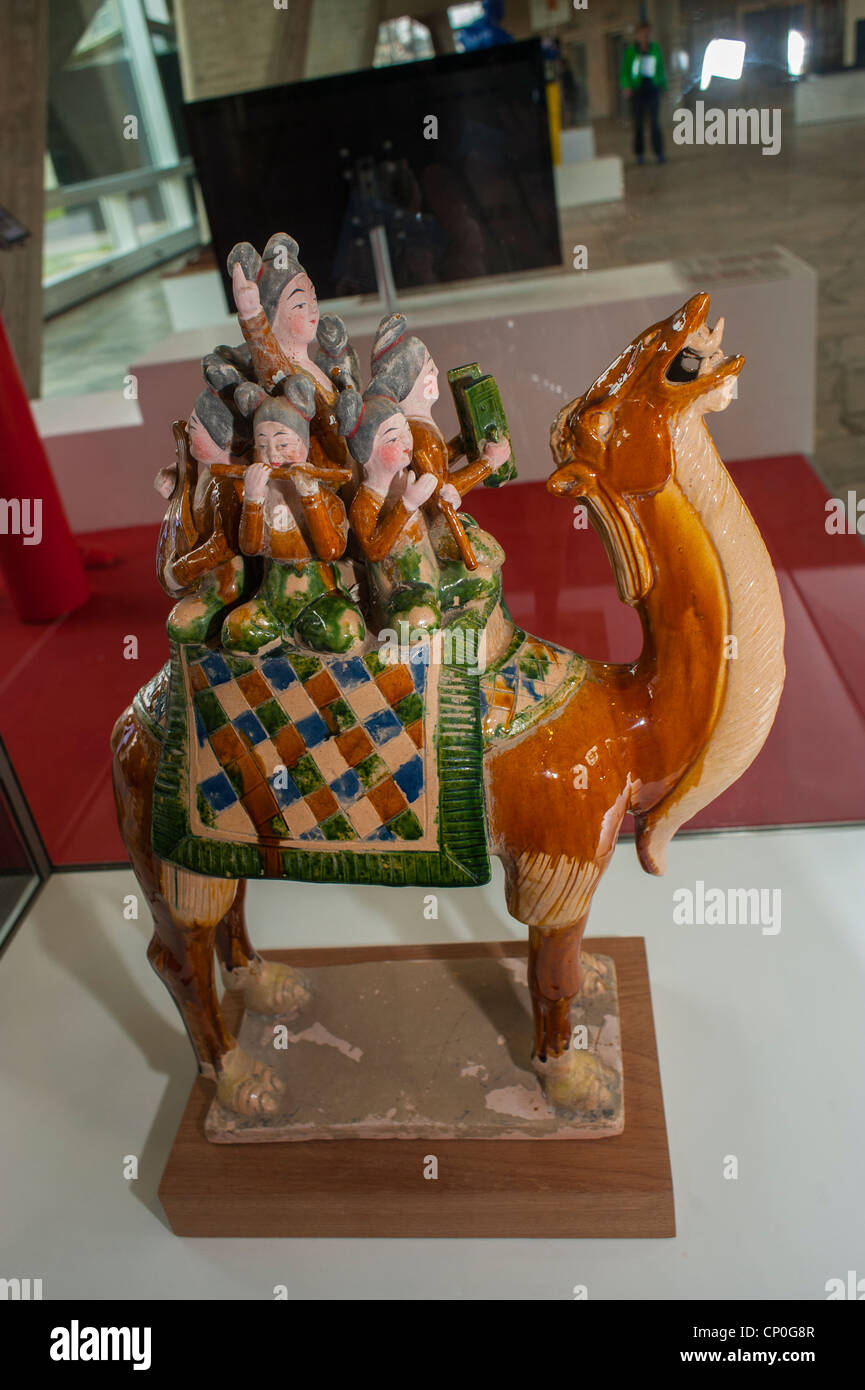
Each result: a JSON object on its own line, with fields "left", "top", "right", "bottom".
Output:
{"left": 664, "top": 311, "right": 744, "bottom": 398}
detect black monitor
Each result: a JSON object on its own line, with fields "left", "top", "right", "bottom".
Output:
{"left": 183, "top": 38, "right": 561, "bottom": 306}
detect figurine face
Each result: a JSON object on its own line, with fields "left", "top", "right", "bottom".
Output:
{"left": 402, "top": 353, "right": 439, "bottom": 415}
{"left": 254, "top": 418, "right": 307, "bottom": 465}
{"left": 188, "top": 411, "right": 230, "bottom": 466}
{"left": 369, "top": 413, "right": 413, "bottom": 478}
{"left": 272, "top": 273, "right": 319, "bottom": 346}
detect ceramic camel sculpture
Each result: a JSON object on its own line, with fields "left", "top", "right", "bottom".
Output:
{"left": 112, "top": 293, "right": 785, "bottom": 1120}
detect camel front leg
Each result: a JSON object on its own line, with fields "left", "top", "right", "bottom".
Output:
{"left": 155, "top": 863, "right": 286, "bottom": 1116}
{"left": 528, "top": 917, "right": 618, "bottom": 1116}
{"left": 215, "top": 880, "right": 312, "bottom": 1018}
{"left": 528, "top": 919, "right": 585, "bottom": 1061}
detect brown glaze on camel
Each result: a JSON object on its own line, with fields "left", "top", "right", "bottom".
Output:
{"left": 112, "top": 294, "right": 785, "bottom": 1120}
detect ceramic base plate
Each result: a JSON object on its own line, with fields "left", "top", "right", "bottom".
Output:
{"left": 206, "top": 949, "right": 623, "bottom": 1142}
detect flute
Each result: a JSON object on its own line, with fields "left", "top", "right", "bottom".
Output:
{"left": 209, "top": 458, "right": 353, "bottom": 486}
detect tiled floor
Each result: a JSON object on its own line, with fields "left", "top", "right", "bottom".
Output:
{"left": 42, "top": 117, "right": 865, "bottom": 498}
{"left": 41, "top": 256, "right": 186, "bottom": 401}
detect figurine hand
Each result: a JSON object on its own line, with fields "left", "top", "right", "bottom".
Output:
{"left": 154, "top": 465, "right": 176, "bottom": 500}
{"left": 440, "top": 482, "right": 461, "bottom": 510}
{"left": 244, "top": 460, "right": 271, "bottom": 504}
{"left": 482, "top": 438, "right": 511, "bottom": 470}
{"left": 293, "top": 471, "right": 319, "bottom": 499}
{"left": 232, "top": 261, "right": 261, "bottom": 319}
{"left": 403, "top": 470, "right": 438, "bottom": 511}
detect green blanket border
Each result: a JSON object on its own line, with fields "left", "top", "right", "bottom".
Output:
{"left": 151, "top": 618, "right": 490, "bottom": 888}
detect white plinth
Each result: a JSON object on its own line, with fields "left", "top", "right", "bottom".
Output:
{"left": 560, "top": 125, "right": 597, "bottom": 163}
{"left": 794, "top": 69, "right": 865, "bottom": 124}
{"left": 555, "top": 155, "right": 623, "bottom": 207}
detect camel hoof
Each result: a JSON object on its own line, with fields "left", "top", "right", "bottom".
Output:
{"left": 216, "top": 1047, "right": 286, "bottom": 1117}
{"left": 224, "top": 959, "right": 312, "bottom": 1017}
{"left": 533, "top": 1047, "right": 618, "bottom": 1116}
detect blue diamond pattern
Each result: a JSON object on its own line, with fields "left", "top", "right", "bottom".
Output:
{"left": 295, "top": 711, "right": 329, "bottom": 748}
{"left": 199, "top": 652, "right": 232, "bottom": 686}
{"left": 232, "top": 710, "right": 268, "bottom": 746}
{"left": 364, "top": 707, "right": 402, "bottom": 744}
{"left": 200, "top": 771, "right": 237, "bottom": 811}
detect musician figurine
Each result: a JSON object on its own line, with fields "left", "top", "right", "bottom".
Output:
{"left": 220, "top": 376, "right": 365, "bottom": 655}
{"left": 368, "top": 313, "right": 509, "bottom": 618}
{"left": 154, "top": 358, "right": 251, "bottom": 645}
{"left": 338, "top": 388, "right": 447, "bottom": 636}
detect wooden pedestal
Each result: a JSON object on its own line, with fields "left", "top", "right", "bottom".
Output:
{"left": 158, "top": 937, "right": 675, "bottom": 1238}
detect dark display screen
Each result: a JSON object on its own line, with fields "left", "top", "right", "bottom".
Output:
{"left": 183, "top": 39, "right": 561, "bottom": 306}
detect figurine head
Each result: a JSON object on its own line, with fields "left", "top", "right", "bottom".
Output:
{"left": 228, "top": 234, "right": 318, "bottom": 345}
{"left": 187, "top": 387, "right": 236, "bottom": 467}
{"left": 337, "top": 388, "right": 413, "bottom": 488}
{"left": 370, "top": 314, "right": 437, "bottom": 412}
{"left": 315, "top": 313, "right": 361, "bottom": 390}
{"left": 236, "top": 376, "right": 316, "bottom": 466}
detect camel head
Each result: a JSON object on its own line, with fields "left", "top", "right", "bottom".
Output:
{"left": 547, "top": 293, "right": 745, "bottom": 603}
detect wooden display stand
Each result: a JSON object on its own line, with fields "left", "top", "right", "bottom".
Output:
{"left": 159, "top": 937, "right": 674, "bottom": 1238}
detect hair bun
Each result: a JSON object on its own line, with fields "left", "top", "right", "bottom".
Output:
{"left": 262, "top": 232, "right": 300, "bottom": 265}
{"left": 372, "top": 312, "right": 407, "bottom": 362}
{"left": 335, "top": 386, "right": 363, "bottom": 436}
{"left": 235, "top": 381, "right": 267, "bottom": 418}
{"left": 214, "top": 342, "right": 253, "bottom": 374}
{"left": 283, "top": 374, "right": 316, "bottom": 420}
{"left": 201, "top": 353, "right": 242, "bottom": 390}
{"left": 317, "top": 314, "right": 348, "bottom": 360}
{"left": 227, "top": 241, "right": 261, "bottom": 281}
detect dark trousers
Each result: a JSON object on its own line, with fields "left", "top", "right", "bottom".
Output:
{"left": 632, "top": 79, "right": 663, "bottom": 160}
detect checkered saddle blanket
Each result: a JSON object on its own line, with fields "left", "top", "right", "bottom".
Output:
{"left": 150, "top": 633, "right": 489, "bottom": 887}
{"left": 480, "top": 628, "right": 587, "bottom": 744}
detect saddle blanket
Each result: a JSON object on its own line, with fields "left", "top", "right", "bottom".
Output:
{"left": 151, "top": 635, "right": 490, "bottom": 887}
{"left": 481, "top": 628, "right": 587, "bottom": 744}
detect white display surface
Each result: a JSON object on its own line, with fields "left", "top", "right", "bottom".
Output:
{"left": 1, "top": 825, "right": 863, "bottom": 1300}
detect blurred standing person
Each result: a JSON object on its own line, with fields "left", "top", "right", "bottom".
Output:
{"left": 621, "top": 21, "right": 667, "bottom": 165}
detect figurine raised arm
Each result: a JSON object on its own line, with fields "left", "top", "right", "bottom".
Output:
{"left": 228, "top": 233, "right": 354, "bottom": 481}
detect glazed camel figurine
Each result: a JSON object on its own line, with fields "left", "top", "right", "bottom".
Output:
{"left": 112, "top": 293, "right": 785, "bottom": 1119}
